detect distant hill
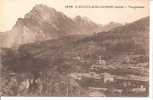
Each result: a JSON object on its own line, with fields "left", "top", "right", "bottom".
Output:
{"left": 78, "top": 16, "right": 149, "bottom": 56}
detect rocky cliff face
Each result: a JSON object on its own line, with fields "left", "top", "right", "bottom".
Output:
{"left": 0, "top": 5, "right": 77, "bottom": 48}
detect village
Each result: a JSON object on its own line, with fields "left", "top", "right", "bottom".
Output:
{"left": 69, "top": 55, "right": 149, "bottom": 96}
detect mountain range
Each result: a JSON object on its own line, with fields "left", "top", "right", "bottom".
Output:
{"left": 0, "top": 4, "right": 121, "bottom": 48}
{"left": 1, "top": 14, "right": 149, "bottom": 74}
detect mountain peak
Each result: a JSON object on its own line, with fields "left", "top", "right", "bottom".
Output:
{"left": 24, "top": 4, "right": 57, "bottom": 21}
{"left": 32, "top": 4, "right": 56, "bottom": 12}
{"left": 74, "top": 16, "right": 94, "bottom": 24}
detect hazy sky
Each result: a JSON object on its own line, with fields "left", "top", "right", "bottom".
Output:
{"left": 0, "top": 0, "right": 149, "bottom": 32}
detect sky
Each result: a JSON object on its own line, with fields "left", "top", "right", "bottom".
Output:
{"left": 0, "top": 0, "right": 149, "bottom": 32}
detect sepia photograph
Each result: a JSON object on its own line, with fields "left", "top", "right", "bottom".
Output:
{"left": 0, "top": 0, "right": 150, "bottom": 97}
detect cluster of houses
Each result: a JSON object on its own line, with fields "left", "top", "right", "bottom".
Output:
{"left": 69, "top": 55, "right": 148, "bottom": 96}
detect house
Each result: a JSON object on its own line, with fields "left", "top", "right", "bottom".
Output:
{"left": 89, "top": 56, "right": 106, "bottom": 70}
{"left": 96, "top": 56, "right": 106, "bottom": 65}
{"left": 88, "top": 72, "right": 101, "bottom": 79}
{"left": 73, "top": 56, "right": 89, "bottom": 63}
{"left": 88, "top": 87, "right": 108, "bottom": 91}
{"left": 132, "top": 85, "right": 146, "bottom": 93}
{"left": 74, "top": 56, "right": 81, "bottom": 60}
{"left": 102, "top": 73, "right": 114, "bottom": 84}
{"left": 69, "top": 73, "right": 82, "bottom": 80}
{"left": 123, "top": 81, "right": 132, "bottom": 87}
{"left": 112, "top": 89, "right": 123, "bottom": 96}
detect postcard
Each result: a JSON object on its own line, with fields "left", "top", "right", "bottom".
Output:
{"left": 0, "top": 0, "right": 150, "bottom": 97}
